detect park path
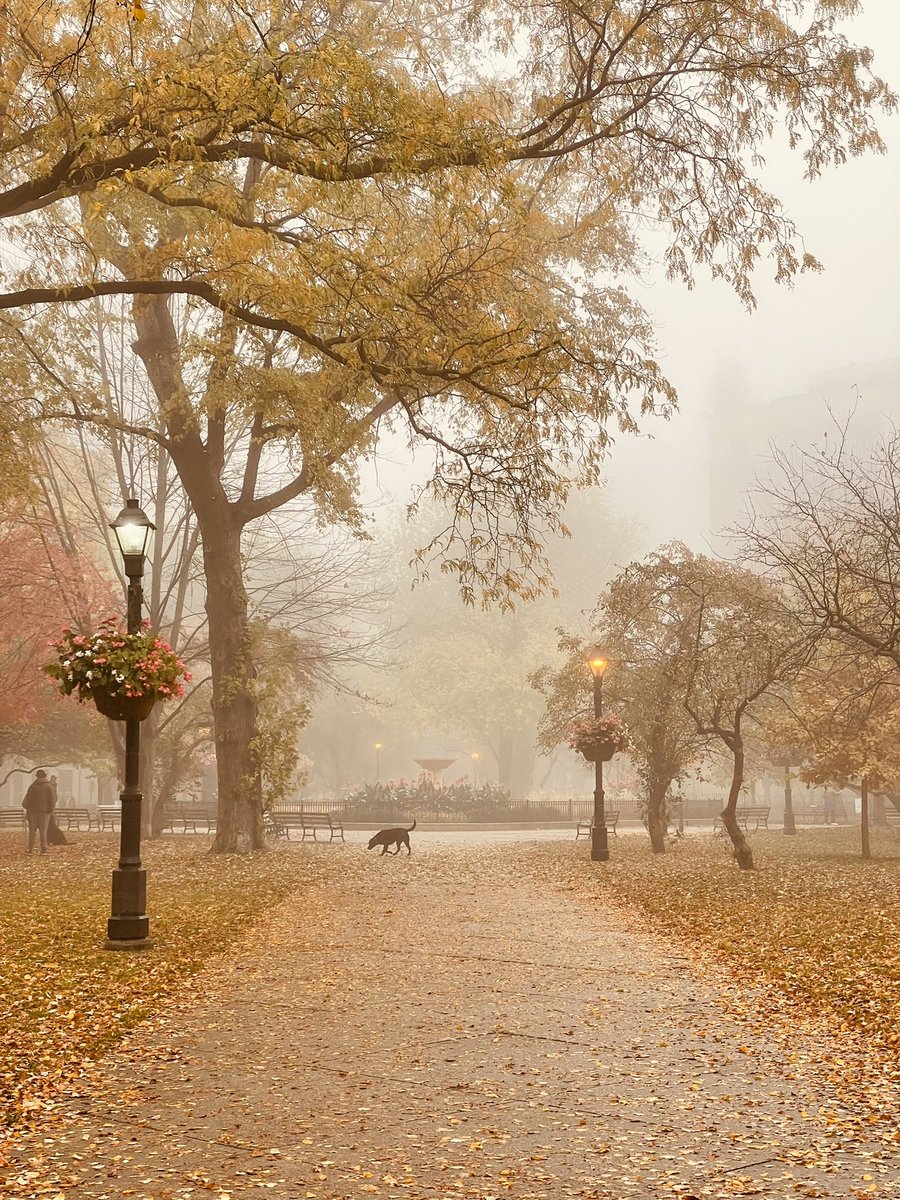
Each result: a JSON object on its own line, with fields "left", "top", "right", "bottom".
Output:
{"left": 3, "top": 838, "right": 895, "bottom": 1199}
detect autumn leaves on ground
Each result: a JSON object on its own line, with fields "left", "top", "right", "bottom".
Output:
{"left": 1, "top": 828, "right": 898, "bottom": 1189}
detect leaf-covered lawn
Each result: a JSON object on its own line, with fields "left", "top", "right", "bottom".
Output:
{"left": 2, "top": 827, "right": 897, "bottom": 1150}
{"left": 540, "top": 828, "right": 900, "bottom": 1055}
{"left": 0, "top": 834, "right": 312, "bottom": 1129}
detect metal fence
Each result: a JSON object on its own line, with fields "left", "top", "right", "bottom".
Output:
{"left": 276, "top": 795, "right": 746, "bottom": 825}
{"left": 279, "top": 797, "right": 593, "bottom": 823}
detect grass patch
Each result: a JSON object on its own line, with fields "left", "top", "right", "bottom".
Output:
{"left": 0, "top": 833, "right": 314, "bottom": 1128}
{"left": 538, "top": 828, "right": 900, "bottom": 1056}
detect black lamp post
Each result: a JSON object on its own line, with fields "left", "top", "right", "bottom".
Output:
{"left": 588, "top": 650, "right": 610, "bottom": 863}
{"left": 105, "top": 498, "right": 155, "bottom": 951}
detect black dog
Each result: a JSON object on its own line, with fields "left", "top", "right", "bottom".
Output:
{"left": 367, "top": 819, "right": 416, "bottom": 856}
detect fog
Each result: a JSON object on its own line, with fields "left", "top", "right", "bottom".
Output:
{"left": 365, "top": 1, "right": 900, "bottom": 560}
{"left": 602, "top": 1, "right": 900, "bottom": 552}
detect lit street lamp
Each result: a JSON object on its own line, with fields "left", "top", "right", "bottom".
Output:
{"left": 588, "top": 650, "right": 610, "bottom": 863}
{"left": 105, "top": 498, "right": 155, "bottom": 950}
{"left": 374, "top": 742, "right": 383, "bottom": 782}
{"left": 471, "top": 751, "right": 480, "bottom": 790}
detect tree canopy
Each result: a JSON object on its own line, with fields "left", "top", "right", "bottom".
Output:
{"left": 1, "top": 0, "right": 892, "bottom": 848}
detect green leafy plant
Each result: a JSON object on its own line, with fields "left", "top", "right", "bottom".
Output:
{"left": 43, "top": 617, "right": 189, "bottom": 705}
{"left": 343, "top": 774, "right": 516, "bottom": 820}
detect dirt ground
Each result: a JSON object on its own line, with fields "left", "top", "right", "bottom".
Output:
{"left": 2, "top": 838, "right": 896, "bottom": 1199}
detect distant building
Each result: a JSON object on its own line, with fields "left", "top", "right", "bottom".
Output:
{"left": 708, "top": 356, "right": 900, "bottom": 534}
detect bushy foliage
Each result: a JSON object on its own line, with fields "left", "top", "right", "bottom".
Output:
{"left": 344, "top": 773, "right": 519, "bottom": 820}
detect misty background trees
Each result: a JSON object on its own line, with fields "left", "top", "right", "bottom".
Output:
{"left": 0, "top": 1, "right": 897, "bottom": 857}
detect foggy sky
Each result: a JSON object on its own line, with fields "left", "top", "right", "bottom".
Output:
{"left": 602, "top": 1, "right": 900, "bottom": 554}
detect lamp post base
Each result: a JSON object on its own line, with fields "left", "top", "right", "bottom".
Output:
{"left": 590, "top": 827, "right": 610, "bottom": 862}
{"left": 104, "top": 934, "right": 154, "bottom": 951}
{"left": 105, "top": 866, "right": 151, "bottom": 948}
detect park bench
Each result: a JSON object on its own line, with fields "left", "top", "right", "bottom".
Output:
{"left": 169, "top": 807, "right": 216, "bottom": 834}
{"left": 96, "top": 805, "right": 121, "bottom": 831}
{"left": 575, "top": 810, "right": 620, "bottom": 839}
{"left": 56, "top": 808, "right": 94, "bottom": 831}
{"left": 272, "top": 811, "right": 345, "bottom": 842}
{"left": 713, "top": 806, "right": 770, "bottom": 832}
{"left": 885, "top": 808, "right": 900, "bottom": 828}
{"left": 0, "top": 808, "right": 24, "bottom": 830}
{"left": 794, "top": 807, "right": 821, "bottom": 824}
{"left": 264, "top": 811, "right": 288, "bottom": 839}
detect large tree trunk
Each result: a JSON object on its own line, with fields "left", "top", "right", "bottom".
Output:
{"left": 720, "top": 728, "right": 755, "bottom": 870}
{"left": 646, "top": 780, "right": 668, "bottom": 854}
{"left": 871, "top": 791, "right": 887, "bottom": 827}
{"left": 782, "top": 762, "right": 796, "bottom": 834}
{"left": 132, "top": 295, "right": 263, "bottom": 853}
{"left": 153, "top": 764, "right": 177, "bottom": 837}
{"left": 495, "top": 731, "right": 514, "bottom": 793}
{"left": 860, "top": 775, "right": 871, "bottom": 861}
{"left": 140, "top": 716, "right": 157, "bottom": 838}
{"left": 201, "top": 516, "right": 263, "bottom": 852}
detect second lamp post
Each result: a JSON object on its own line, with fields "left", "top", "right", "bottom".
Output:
{"left": 588, "top": 651, "right": 610, "bottom": 863}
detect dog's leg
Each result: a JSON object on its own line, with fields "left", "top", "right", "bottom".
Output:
{"left": 380, "top": 844, "right": 389, "bottom": 855}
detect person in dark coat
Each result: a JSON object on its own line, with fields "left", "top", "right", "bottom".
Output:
{"left": 22, "top": 769, "right": 56, "bottom": 854}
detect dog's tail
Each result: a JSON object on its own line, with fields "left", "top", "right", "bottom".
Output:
{"left": 407, "top": 819, "right": 417, "bottom": 832}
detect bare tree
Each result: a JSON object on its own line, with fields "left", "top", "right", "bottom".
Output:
{"left": 743, "top": 432, "right": 900, "bottom": 667}
{"left": 669, "top": 550, "right": 813, "bottom": 869}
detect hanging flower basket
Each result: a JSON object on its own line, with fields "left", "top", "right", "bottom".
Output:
{"left": 567, "top": 714, "right": 629, "bottom": 762}
{"left": 91, "top": 688, "right": 158, "bottom": 723}
{"left": 44, "top": 617, "right": 190, "bottom": 721}
{"left": 579, "top": 739, "right": 617, "bottom": 763}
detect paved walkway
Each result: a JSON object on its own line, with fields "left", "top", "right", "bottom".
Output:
{"left": 3, "top": 840, "right": 896, "bottom": 1199}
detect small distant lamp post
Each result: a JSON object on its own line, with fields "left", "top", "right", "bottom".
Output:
{"left": 471, "top": 752, "right": 480, "bottom": 790}
{"left": 374, "top": 742, "right": 383, "bottom": 782}
{"left": 106, "top": 498, "right": 155, "bottom": 950}
{"left": 588, "top": 651, "right": 610, "bottom": 863}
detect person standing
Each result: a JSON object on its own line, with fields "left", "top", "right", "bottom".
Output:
{"left": 47, "top": 774, "right": 68, "bottom": 846}
{"left": 22, "top": 769, "right": 56, "bottom": 854}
